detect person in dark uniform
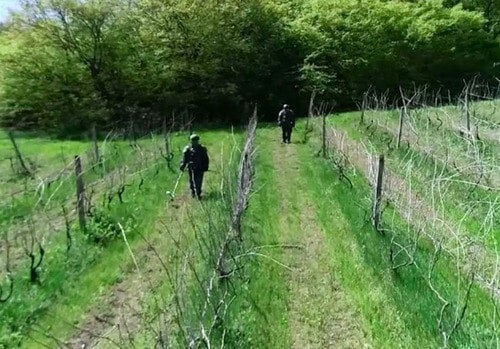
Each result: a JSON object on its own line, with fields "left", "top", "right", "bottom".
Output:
{"left": 278, "top": 104, "right": 296, "bottom": 143}
{"left": 180, "top": 134, "right": 209, "bottom": 199}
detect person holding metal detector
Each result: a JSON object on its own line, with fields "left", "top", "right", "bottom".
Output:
{"left": 180, "top": 134, "right": 209, "bottom": 199}
{"left": 278, "top": 104, "right": 295, "bottom": 144}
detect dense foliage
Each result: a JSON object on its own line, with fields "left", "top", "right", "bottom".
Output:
{"left": 444, "top": 0, "right": 499, "bottom": 36}
{"left": 0, "top": 0, "right": 498, "bottom": 133}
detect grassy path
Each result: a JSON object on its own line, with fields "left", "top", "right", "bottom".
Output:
{"left": 16, "top": 165, "right": 179, "bottom": 349}
{"left": 69, "top": 132, "right": 239, "bottom": 348}
{"left": 237, "top": 128, "right": 367, "bottom": 348}
{"left": 66, "top": 193, "right": 192, "bottom": 349}
{"left": 79, "top": 131, "right": 242, "bottom": 348}
{"left": 271, "top": 134, "right": 366, "bottom": 348}
{"left": 242, "top": 125, "right": 497, "bottom": 348}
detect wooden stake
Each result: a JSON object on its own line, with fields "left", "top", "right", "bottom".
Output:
{"left": 322, "top": 113, "right": 327, "bottom": 158}
{"left": 91, "top": 123, "right": 100, "bottom": 164}
{"left": 397, "top": 108, "right": 404, "bottom": 149}
{"left": 372, "top": 155, "right": 385, "bottom": 231}
{"left": 360, "top": 92, "right": 367, "bottom": 125}
{"left": 8, "top": 131, "right": 31, "bottom": 177}
{"left": 129, "top": 118, "right": 136, "bottom": 144}
{"left": 74, "top": 156, "right": 86, "bottom": 231}
{"left": 308, "top": 90, "right": 316, "bottom": 118}
{"left": 465, "top": 89, "right": 471, "bottom": 135}
{"left": 304, "top": 91, "right": 316, "bottom": 143}
{"left": 162, "top": 115, "right": 170, "bottom": 158}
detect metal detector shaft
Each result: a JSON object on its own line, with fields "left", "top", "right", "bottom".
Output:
{"left": 171, "top": 171, "right": 183, "bottom": 197}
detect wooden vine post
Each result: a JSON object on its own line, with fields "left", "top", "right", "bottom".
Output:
{"left": 397, "top": 108, "right": 404, "bottom": 149}
{"left": 372, "top": 155, "right": 385, "bottom": 231}
{"left": 8, "top": 131, "right": 32, "bottom": 176}
{"left": 91, "top": 123, "right": 100, "bottom": 165}
{"left": 322, "top": 112, "right": 327, "bottom": 158}
{"left": 465, "top": 85, "right": 471, "bottom": 135}
{"left": 74, "top": 156, "right": 86, "bottom": 231}
{"left": 162, "top": 115, "right": 170, "bottom": 158}
{"left": 360, "top": 92, "right": 367, "bottom": 125}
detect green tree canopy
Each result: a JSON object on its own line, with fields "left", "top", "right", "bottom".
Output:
{"left": 0, "top": 0, "right": 498, "bottom": 133}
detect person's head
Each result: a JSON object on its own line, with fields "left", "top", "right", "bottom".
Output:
{"left": 283, "top": 104, "right": 290, "bottom": 110}
{"left": 190, "top": 134, "right": 200, "bottom": 145}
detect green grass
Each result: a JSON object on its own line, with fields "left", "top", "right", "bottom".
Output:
{"left": 0, "top": 114, "right": 498, "bottom": 349}
{"left": 128, "top": 130, "right": 247, "bottom": 348}
{"left": 329, "top": 113, "right": 499, "bottom": 249}
{"left": 0, "top": 131, "right": 150, "bottom": 227}
{"left": 302, "top": 155, "right": 494, "bottom": 347}
{"left": 300, "top": 122, "right": 496, "bottom": 348}
{"left": 357, "top": 103, "right": 499, "bottom": 186}
{"left": 0, "top": 148, "right": 177, "bottom": 348}
{"left": 0, "top": 132, "right": 174, "bottom": 296}
{"left": 0, "top": 129, "right": 240, "bottom": 348}
{"left": 218, "top": 123, "right": 497, "bottom": 348}
{"left": 0, "top": 130, "right": 181, "bottom": 256}
{"left": 223, "top": 126, "right": 291, "bottom": 348}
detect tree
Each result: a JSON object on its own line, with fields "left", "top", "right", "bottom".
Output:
{"left": 443, "top": 0, "right": 499, "bottom": 36}
{"left": 293, "top": 0, "right": 499, "bottom": 103}
{"left": 0, "top": 0, "right": 498, "bottom": 133}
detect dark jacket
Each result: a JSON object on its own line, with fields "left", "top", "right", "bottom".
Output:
{"left": 180, "top": 144, "right": 209, "bottom": 172}
{"left": 278, "top": 108, "right": 295, "bottom": 127}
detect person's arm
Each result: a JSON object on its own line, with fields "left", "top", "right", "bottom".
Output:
{"left": 278, "top": 110, "right": 283, "bottom": 125}
{"left": 180, "top": 147, "right": 188, "bottom": 171}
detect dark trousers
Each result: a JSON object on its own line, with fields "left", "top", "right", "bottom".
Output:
{"left": 188, "top": 170, "right": 204, "bottom": 198}
{"left": 281, "top": 124, "right": 293, "bottom": 143}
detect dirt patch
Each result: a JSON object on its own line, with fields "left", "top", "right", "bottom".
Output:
{"left": 65, "top": 280, "right": 145, "bottom": 349}
{"left": 271, "top": 138, "right": 366, "bottom": 349}
{"left": 64, "top": 246, "right": 159, "bottom": 348}
{"left": 64, "top": 191, "right": 191, "bottom": 349}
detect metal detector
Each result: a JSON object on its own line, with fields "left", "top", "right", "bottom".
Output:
{"left": 166, "top": 171, "right": 184, "bottom": 201}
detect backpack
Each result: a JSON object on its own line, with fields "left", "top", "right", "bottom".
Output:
{"left": 280, "top": 109, "right": 295, "bottom": 124}
{"left": 186, "top": 145, "right": 209, "bottom": 171}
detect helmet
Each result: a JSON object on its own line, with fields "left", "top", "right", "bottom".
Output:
{"left": 190, "top": 134, "right": 200, "bottom": 141}
{"left": 283, "top": 104, "right": 290, "bottom": 109}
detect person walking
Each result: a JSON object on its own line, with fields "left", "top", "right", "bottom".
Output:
{"left": 180, "top": 134, "right": 209, "bottom": 199}
{"left": 278, "top": 104, "right": 296, "bottom": 143}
